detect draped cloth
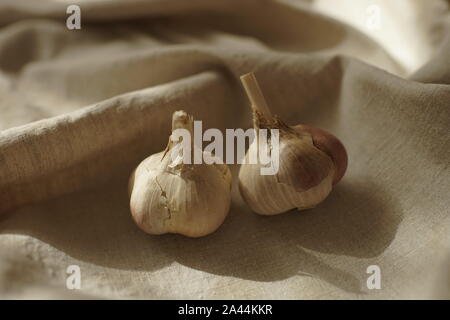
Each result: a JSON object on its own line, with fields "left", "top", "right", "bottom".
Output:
{"left": 0, "top": 0, "right": 449, "bottom": 299}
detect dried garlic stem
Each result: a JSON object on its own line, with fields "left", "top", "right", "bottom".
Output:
{"left": 240, "top": 72, "right": 272, "bottom": 120}
{"left": 163, "top": 110, "right": 194, "bottom": 159}
{"left": 171, "top": 110, "right": 193, "bottom": 136}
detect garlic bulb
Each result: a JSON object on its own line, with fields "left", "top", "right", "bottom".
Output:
{"left": 128, "top": 111, "right": 232, "bottom": 237}
{"left": 238, "top": 72, "right": 347, "bottom": 215}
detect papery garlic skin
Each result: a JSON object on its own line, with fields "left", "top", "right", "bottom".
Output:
{"left": 128, "top": 111, "right": 232, "bottom": 238}
{"left": 294, "top": 125, "right": 347, "bottom": 185}
{"left": 238, "top": 128, "right": 335, "bottom": 215}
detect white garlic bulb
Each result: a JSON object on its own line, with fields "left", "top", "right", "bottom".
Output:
{"left": 238, "top": 73, "right": 347, "bottom": 215}
{"left": 128, "top": 111, "right": 232, "bottom": 237}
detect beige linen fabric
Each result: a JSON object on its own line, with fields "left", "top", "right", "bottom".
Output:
{"left": 0, "top": 0, "right": 449, "bottom": 299}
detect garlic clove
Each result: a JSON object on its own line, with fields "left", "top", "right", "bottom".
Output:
{"left": 275, "top": 128, "right": 334, "bottom": 192}
{"left": 128, "top": 111, "right": 232, "bottom": 238}
{"left": 294, "top": 124, "right": 348, "bottom": 185}
{"left": 238, "top": 159, "right": 334, "bottom": 214}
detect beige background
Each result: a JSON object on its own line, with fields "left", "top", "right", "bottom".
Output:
{"left": 0, "top": 0, "right": 449, "bottom": 299}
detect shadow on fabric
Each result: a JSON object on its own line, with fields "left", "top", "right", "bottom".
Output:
{"left": 0, "top": 168, "right": 401, "bottom": 294}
